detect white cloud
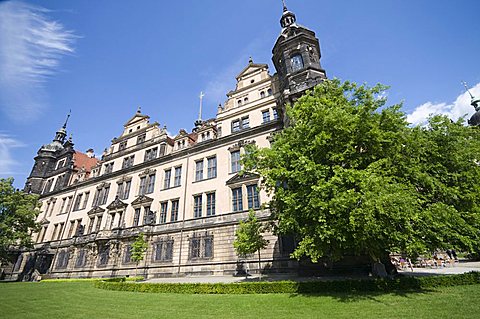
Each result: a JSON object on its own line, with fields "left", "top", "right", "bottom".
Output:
{"left": 0, "top": 1, "right": 76, "bottom": 123}
{"left": 0, "top": 133, "right": 25, "bottom": 175}
{"left": 407, "top": 83, "right": 480, "bottom": 126}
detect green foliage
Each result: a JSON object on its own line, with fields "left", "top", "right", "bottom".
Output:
{"left": 242, "top": 79, "right": 480, "bottom": 262}
{"left": 94, "top": 272, "right": 480, "bottom": 294}
{"left": 233, "top": 210, "right": 268, "bottom": 258}
{"left": 131, "top": 233, "right": 147, "bottom": 263}
{"left": 0, "top": 178, "right": 40, "bottom": 263}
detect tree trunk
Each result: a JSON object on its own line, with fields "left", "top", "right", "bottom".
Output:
{"left": 135, "top": 261, "right": 138, "bottom": 280}
{"left": 258, "top": 250, "right": 262, "bottom": 281}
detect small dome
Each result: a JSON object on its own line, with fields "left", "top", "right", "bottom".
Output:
{"left": 468, "top": 110, "right": 480, "bottom": 126}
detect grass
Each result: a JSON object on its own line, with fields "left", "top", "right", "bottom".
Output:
{"left": 1, "top": 281, "right": 480, "bottom": 319}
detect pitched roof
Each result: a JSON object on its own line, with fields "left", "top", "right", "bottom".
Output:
{"left": 73, "top": 151, "right": 99, "bottom": 173}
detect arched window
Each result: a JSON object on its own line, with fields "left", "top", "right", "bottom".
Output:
{"left": 260, "top": 91, "right": 265, "bottom": 98}
{"left": 290, "top": 54, "right": 304, "bottom": 72}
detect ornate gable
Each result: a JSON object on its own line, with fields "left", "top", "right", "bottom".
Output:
{"left": 226, "top": 172, "right": 260, "bottom": 186}
{"left": 131, "top": 195, "right": 153, "bottom": 207}
{"left": 106, "top": 196, "right": 128, "bottom": 211}
{"left": 87, "top": 206, "right": 105, "bottom": 216}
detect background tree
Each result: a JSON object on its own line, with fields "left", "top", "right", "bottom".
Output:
{"left": 234, "top": 210, "right": 269, "bottom": 280}
{"left": 131, "top": 233, "right": 148, "bottom": 279}
{"left": 243, "top": 79, "right": 480, "bottom": 269}
{"left": 0, "top": 178, "right": 39, "bottom": 264}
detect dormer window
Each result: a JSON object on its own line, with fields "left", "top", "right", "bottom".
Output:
{"left": 137, "top": 133, "right": 146, "bottom": 144}
{"left": 118, "top": 141, "right": 127, "bottom": 151}
{"left": 291, "top": 54, "right": 304, "bottom": 72}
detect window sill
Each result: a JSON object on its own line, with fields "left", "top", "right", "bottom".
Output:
{"left": 192, "top": 176, "right": 217, "bottom": 184}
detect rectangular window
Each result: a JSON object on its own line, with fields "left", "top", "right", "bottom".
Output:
{"left": 104, "top": 163, "right": 114, "bottom": 174}
{"left": 207, "top": 156, "right": 217, "bottom": 179}
{"left": 174, "top": 166, "right": 182, "bottom": 187}
{"left": 164, "top": 169, "right": 171, "bottom": 189}
{"left": 159, "top": 202, "right": 168, "bottom": 224}
{"left": 123, "top": 245, "right": 132, "bottom": 263}
{"left": 190, "top": 237, "right": 201, "bottom": 259}
{"left": 204, "top": 236, "right": 214, "bottom": 258}
{"left": 171, "top": 200, "right": 179, "bottom": 222}
{"left": 139, "top": 176, "right": 147, "bottom": 195}
{"left": 82, "top": 192, "right": 90, "bottom": 209}
{"left": 133, "top": 208, "right": 141, "bottom": 226}
{"left": 123, "top": 181, "right": 131, "bottom": 199}
{"left": 193, "top": 195, "right": 202, "bottom": 218}
{"left": 232, "top": 187, "right": 243, "bottom": 212}
{"left": 119, "top": 141, "right": 127, "bottom": 151}
{"left": 159, "top": 144, "right": 166, "bottom": 156}
{"left": 87, "top": 217, "right": 95, "bottom": 234}
{"left": 122, "top": 155, "right": 134, "bottom": 169}
{"left": 231, "top": 120, "right": 240, "bottom": 133}
{"left": 189, "top": 233, "right": 214, "bottom": 260}
{"left": 273, "top": 108, "right": 278, "bottom": 120}
{"left": 241, "top": 116, "right": 249, "bottom": 129}
{"left": 144, "top": 147, "right": 158, "bottom": 162}
{"left": 100, "top": 186, "right": 110, "bottom": 205}
{"left": 247, "top": 185, "right": 260, "bottom": 209}
{"left": 146, "top": 173, "right": 156, "bottom": 194}
{"left": 143, "top": 206, "right": 150, "bottom": 225}
{"left": 67, "top": 220, "right": 76, "bottom": 238}
{"left": 195, "top": 160, "right": 204, "bottom": 181}
{"left": 59, "top": 198, "right": 67, "bottom": 215}
{"left": 73, "top": 194, "right": 83, "bottom": 211}
{"left": 137, "top": 133, "right": 146, "bottom": 144}
{"left": 75, "top": 249, "right": 87, "bottom": 268}
{"left": 153, "top": 239, "right": 174, "bottom": 262}
{"left": 231, "top": 150, "right": 241, "bottom": 173}
{"left": 97, "top": 245, "right": 109, "bottom": 266}
{"left": 65, "top": 196, "right": 73, "bottom": 213}
{"left": 206, "top": 193, "right": 215, "bottom": 216}
{"left": 95, "top": 216, "right": 102, "bottom": 232}
{"left": 262, "top": 110, "right": 270, "bottom": 123}
{"left": 57, "top": 223, "right": 64, "bottom": 240}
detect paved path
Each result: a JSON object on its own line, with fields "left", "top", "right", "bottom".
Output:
{"left": 145, "top": 261, "right": 480, "bottom": 284}
{"left": 398, "top": 261, "right": 480, "bottom": 277}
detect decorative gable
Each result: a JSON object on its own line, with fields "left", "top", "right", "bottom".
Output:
{"left": 226, "top": 172, "right": 260, "bottom": 186}
{"left": 131, "top": 195, "right": 153, "bottom": 207}
{"left": 106, "top": 196, "right": 128, "bottom": 211}
{"left": 87, "top": 206, "right": 105, "bottom": 216}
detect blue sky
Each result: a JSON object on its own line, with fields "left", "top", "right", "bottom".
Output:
{"left": 1, "top": 0, "right": 479, "bottom": 189}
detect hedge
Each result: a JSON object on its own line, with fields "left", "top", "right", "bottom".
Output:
{"left": 93, "top": 271, "right": 480, "bottom": 294}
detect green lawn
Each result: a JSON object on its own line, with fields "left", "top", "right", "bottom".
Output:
{"left": 1, "top": 281, "right": 480, "bottom": 319}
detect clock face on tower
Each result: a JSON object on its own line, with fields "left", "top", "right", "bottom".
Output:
{"left": 290, "top": 54, "right": 304, "bottom": 72}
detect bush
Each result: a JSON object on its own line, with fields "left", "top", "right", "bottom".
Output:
{"left": 93, "top": 272, "right": 480, "bottom": 294}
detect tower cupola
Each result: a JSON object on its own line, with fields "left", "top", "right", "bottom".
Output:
{"left": 280, "top": 2, "right": 296, "bottom": 28}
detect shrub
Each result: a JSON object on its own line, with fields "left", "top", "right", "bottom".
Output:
{"left": 93, "top": 272, "right": 480, "bottom": 294}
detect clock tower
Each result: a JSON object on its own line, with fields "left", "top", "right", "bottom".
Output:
{"left": 272, "top": 2, "right": 327, "bottom": 103}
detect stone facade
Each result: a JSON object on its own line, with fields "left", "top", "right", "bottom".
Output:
{"left": 11, "top": 4, "right": 326, "bottom": 280}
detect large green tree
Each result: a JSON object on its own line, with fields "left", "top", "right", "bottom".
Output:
{"left": 0, "top": 178, "right": 40, "bottom": 263}
{"left": 243, "top": 79, "right": 480, "bottom": 264}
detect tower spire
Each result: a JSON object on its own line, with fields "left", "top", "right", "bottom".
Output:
{"left": 462, "top": 81, "right": 474, "bottom": 99}
{"left": 198, "top": 91, "right": 205, "bottom": 121}
{"left": 63, "top": 109, "right": 71, "bottom": 129}
{"left": 282, "top": 0, "right": 288, "bottom": 11}
{"left": 280, "top": 0, "right": 296, "bottom": 28}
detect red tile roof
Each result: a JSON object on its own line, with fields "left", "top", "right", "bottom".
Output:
{"left": 73, "top": 151, "right": 99, "bottom": 173}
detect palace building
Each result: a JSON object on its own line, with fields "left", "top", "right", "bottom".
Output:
{"left": 11, "top": 3, "right": 327, "bottom": 280}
